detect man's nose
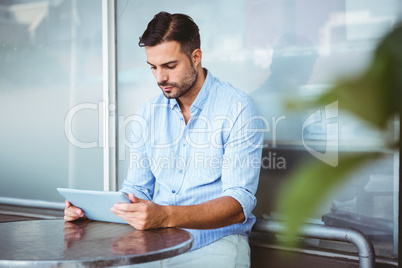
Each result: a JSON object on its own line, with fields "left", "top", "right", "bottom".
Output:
{"left": 156, "top": 69, "right": 168, "bottom": 83}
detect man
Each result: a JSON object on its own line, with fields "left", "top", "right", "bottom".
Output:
{"left": 64, "top": 11, "right": 263, "bottom": 267}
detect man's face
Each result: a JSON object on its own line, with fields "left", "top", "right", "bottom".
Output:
{"left": 145, "top": 41, "right": 197, "bottom": 99}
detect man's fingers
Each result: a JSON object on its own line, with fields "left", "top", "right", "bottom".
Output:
{"left": 64, "top": 202, "right": 85, "bottom": 222}
{"left": 111, "top": 208, "right": 143, "bottom": 227}
{"left": 111, "top": 206, "right": 122, "bottom": 216}
{"left": 65, "top": 200, "right": 83, "bottom": 216}
{"left": 66, "top": 207, "right": 84, "bottom": 217}
{"left": 112, "top": 203, "right": 134, "bottom": 212}
{"left": 113, "top": 193, "right": 146, "bottom": 212}
{"left": 75, "top": 208, "right": 84, "bottom": 217}
{"left": 64, "top": 211, "right": 79, "bottom": 221}
{"left": 111, "top": 206, "right": 134, "bottom": 220}
{"left": 64, "top": 214, "right": 79, "bottom": 222}
{"left": 128, "top": 193, "right": 146, "bottom": 203}
{"left": 128, "top": 193, "right": 137, "bottom": 203}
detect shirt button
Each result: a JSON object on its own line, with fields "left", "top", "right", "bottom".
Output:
{"left": 172, "top": 190, "right": 176, "bottom": 194}
{"left": 179, "top": 169, "right": 183, "bottom": 173}
{"left": 183, "top": 143, "right": 186, "bottom": 147}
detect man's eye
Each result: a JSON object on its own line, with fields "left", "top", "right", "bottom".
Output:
{"left": 166, "top": 65, "right": 176, "bottom": 69}
{"left": 150, "top": 66, "right": 156, "bottom": 70}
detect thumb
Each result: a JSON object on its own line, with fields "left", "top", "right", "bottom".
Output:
{"left": 128, "top": 193, "right": 145, "bottom": 203}
{"left": 65, "top": 200, "right": 71, "bottom": 208}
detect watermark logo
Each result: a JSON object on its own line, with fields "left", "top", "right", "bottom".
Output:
{"left": 302, "top": 101, "right": 338, "bottom": 167}
{"left": 63, "top": 100, "right": 339, "bottom": 168}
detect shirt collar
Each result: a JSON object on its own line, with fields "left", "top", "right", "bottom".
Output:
{"left": 169, "top": 68, "right": 212, "bottom": 112}
{"left": 169, "top": 98, "right": 179, "bottom": 110}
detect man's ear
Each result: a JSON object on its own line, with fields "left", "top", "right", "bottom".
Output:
{"left": 191, "top": 49, "right": 202, "bottom": 67}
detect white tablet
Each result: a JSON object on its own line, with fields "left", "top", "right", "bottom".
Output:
{"left": 57, "top": 188, "right": 131, "bottom": 224}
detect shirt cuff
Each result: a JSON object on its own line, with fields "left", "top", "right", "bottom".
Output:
{"left": 222, "top": 188, "right": 256, "bottom": 224}
{"left": 119, "top": 185, "right": 152, "bottom": 201}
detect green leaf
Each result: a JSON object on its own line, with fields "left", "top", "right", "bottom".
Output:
{"left": 276, "top": 152, "right": 380, "bottom": 245}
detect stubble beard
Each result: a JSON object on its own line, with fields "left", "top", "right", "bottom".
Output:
{"left": 158, "top": 66, "right": 198, "bottom": 99}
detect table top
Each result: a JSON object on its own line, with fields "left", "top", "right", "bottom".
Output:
{"left": 0, "top": 219, "right": 193, "bottom": 267}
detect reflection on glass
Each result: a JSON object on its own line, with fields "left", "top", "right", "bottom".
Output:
{"left": 0, "top": 0, "right": 103, "bottom": 201}
{"left": 249, "top": 33, "right": 318, "bottom": 144}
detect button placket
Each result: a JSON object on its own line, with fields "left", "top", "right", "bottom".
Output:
{"left": 178, "top": 132, "right": 187, "bottom": 176}
{"left": 170, "top": 111, "right": 187, "bottom": 198}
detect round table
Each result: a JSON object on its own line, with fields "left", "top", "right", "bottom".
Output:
{"left": 0, "top": 219, "right": 193, "bottom": 267}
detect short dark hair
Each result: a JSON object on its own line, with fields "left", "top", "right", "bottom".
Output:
{"left": 139, "top": 12, "right": 200, "bottom": 59}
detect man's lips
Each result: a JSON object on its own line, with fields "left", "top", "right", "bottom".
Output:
{"left": 161, "top": 86, "right": 173, "bottom": 92}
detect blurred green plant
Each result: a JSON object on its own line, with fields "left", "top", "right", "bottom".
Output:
{"left": 278, "top": 22, "right": 402, "bottom": 242}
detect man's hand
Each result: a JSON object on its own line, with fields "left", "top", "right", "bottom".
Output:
{"left": 111, "top": 193, "right": 170, "bottom": 230}
{"left": 112, "top": 193, "right": 244, "bottom": 230}
{"left": 64, "top": 200, "right": 86, "bottom": 222}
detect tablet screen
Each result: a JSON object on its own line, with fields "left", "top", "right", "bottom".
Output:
{"left": 57, "top": 188, "right": 131, "bottom": 224}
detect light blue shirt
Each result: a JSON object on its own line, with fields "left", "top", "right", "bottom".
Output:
{"left": 120, "top": 69, "right": 263, "bottom": 250}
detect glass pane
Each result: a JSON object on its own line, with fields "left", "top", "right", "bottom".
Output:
{"left": 0, "top": 0, "right": 104, "bottom": 202}
{"left": 116, "top": 0, "right": 400, "bottom": 259}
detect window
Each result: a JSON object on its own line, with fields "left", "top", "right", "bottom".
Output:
{"left": 0, "top": 0, "right": 104, "bottom": 202}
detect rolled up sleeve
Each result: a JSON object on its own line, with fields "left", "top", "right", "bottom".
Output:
{"left": 221, "top": 97, "right": 264, "bottom": 222}
{"left": 119, "top": 109, "right": 155, "bottom": 201}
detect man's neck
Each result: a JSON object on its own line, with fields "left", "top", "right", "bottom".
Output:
{"left": 177, "top": 67, "right": 206, "bottom": 114}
